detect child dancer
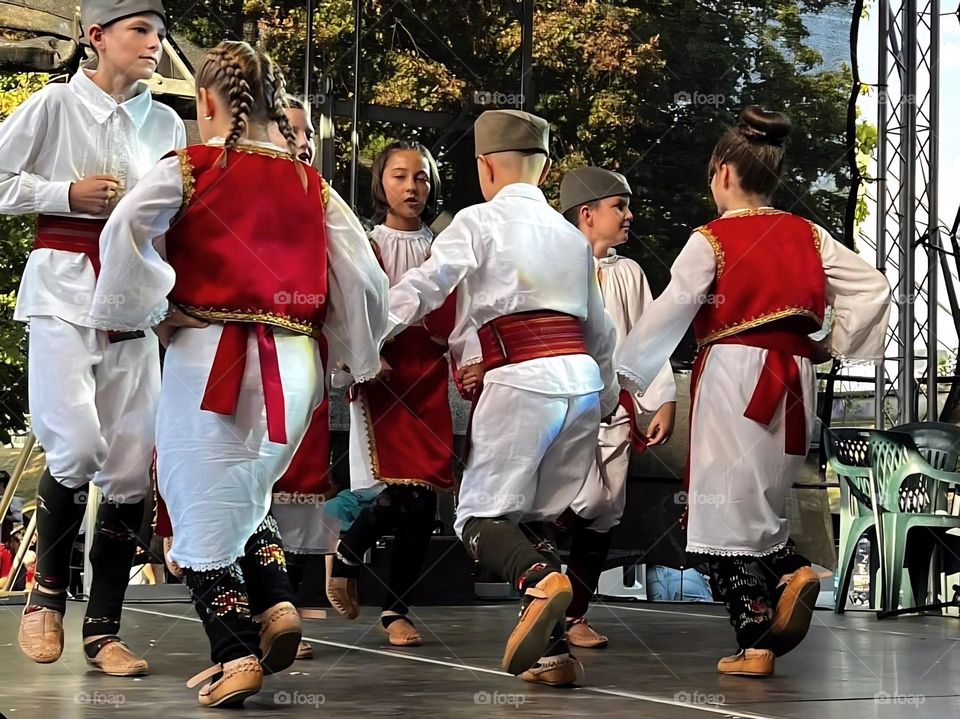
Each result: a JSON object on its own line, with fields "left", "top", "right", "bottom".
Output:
{"left": 555, "top": 167, "right": 677, "bottom": 654}
{"left": 326, "top": 141, "right": 456, "bottom": 648}
{"left": 616, "top": 107, "right": 891, "bottom": 676}
{"left": 90, "top": 41, "right": 387, "bottom": 706}
{"left": 385, "top": 110, "right": 619, "bottom": 682}
{"left": 264, "top": 96, "right": 336, "bottom": 662}
{"left": 0, "top": 0, "right": 185, "bottom": 675}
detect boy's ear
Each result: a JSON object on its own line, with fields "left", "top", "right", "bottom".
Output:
{"left": 537, "top": 156, "right": 552, "bottom": 187}
{"left": 477, "top": 155, "right": 492, "bottom": 183}
{"left": 580, "top": 203, "right": 592, "bottom": 228}
{"left": 88, "top": 23, "right": 106, "bottom": 51}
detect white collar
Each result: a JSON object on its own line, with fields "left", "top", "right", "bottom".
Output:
{"left": 372, "top": 223, "right": 433, "bottom": 242}
{"left": 596, "top": 248, "right": 620, "bottom": 266}
{"left": 70, "top": 69, "right": 152, "bottom": 129}
{"left": 492, "top": 183, "right": 547, "bottom": 203}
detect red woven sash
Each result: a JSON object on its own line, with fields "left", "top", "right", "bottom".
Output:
{"left": 477, "top": 311, "right": 587, "bottom": 370}
{"left": 34, "top": 215, "right": 105, "bottom": 276}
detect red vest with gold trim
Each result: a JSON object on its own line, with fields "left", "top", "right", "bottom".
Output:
{"left": 692, "top": 210, "right": 825, "bottom": 346}
{"left": 164, "top": 143, "right": 329, "bottom": 336}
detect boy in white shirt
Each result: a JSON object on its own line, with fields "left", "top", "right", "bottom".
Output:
{"left": 385, "top": 110, "right": 619, "bottom": 683}
{"left": 0, "top": 0, "right": 185, "bottom": 676}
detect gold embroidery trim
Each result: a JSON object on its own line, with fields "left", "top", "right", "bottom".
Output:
{"left": 177, "top": 149, "right": 195, "bottom": 209}
{"left": 359, "top": 389, "right": 450, "bottom": 491}
{"left": 696, "top": 225, "right": 725, "bottom": 277}
{"left": 320, "top": 177, "right": 330, "bottom": 205}
{"left": 721, "top": 208, "right": 786, "bottom": 218}
{"left": 208, "top": 142, "right": 294, "bottom": 161}
{"left": 809, "top": 221, "right": 822, "bottom": 254}
{"left": 180, "top": 306, "right": 321, "bottom": 338}
{"left": 698, "top": 307, "right": 823, "bottom": 348}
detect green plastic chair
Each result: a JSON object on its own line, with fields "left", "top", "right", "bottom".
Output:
{"left": 891, "top": 422, "right": 960, "bottom": 608}
{"left": 825, "top": 427, "right": 879, "bottom": 613}
{"left": 869, "top": 429, "right": 960, "bottom": 616}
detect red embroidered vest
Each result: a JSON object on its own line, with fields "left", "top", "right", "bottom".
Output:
{"left": 692, "top": 210, "right": 825, "bottom": 346}
{"left": 163, "top": 143, "right": 329, "bottom": 336}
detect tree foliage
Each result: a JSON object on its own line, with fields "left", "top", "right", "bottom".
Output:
{"left": 0, "top": 73, "right": 47, "bottom": 442}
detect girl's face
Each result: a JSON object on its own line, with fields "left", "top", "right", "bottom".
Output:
{"left": 92, "top": 14, "right": 166, "bottom": 84}
{"left": 381, "top": 149, "right": 431, "bottom": 221}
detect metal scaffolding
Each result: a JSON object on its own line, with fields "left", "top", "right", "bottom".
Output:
{"left": 872, "top": 0, "right": 945, "bottom": 427}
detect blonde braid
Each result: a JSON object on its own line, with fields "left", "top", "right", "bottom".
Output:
{"left": 197, "top": 42, "right": 259, "bottom": 167}
{"left": 218, "top": 51, "right": 254, "bottom": 154}
{"left": 262, "top": 53, "right": 308, "bottom": 191}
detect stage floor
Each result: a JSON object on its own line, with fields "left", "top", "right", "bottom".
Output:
{"left": 1, "top": 598, "right": 958, "bottom": 718}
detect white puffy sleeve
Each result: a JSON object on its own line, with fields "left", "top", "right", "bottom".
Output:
{"left": 0, "top": 89, "right": 72, "bottom": 214}
{"left": 818, "top": 226, "right": 892, "bottom": 360}
{"left": 582, "top": 250, "right": 620, "bottom": 416}
{"left": 322, "top": 185, "right": 390, "bottom": 383}
{"left": 621, "top": 261, "right": 677, "bottom": 411}
{"left": 90, "top": 155, "right": 182, "bottom": 330}
{"left": 386, "top": 209, "right": 480, "bottom": 340}
{"left": 616, "top": 231, "right": 717, "bottom": 393}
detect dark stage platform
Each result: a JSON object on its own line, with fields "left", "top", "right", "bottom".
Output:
{"left": 1, "top": 598, "right": 958, "bottom": 718}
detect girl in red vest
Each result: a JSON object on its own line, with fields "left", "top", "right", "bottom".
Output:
{"left": 326, "top": 141, "right": 456, "bottom": 647}
{"left": 91, "top": 41, "right": 387, "bottom": 707}
{"left": 616, "top": 107, "right": 891, "bottom": 677}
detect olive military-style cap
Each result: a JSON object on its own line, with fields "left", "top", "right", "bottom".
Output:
{"left": 559, "top": 166, "right": 632, "bottom": 213}
{"left": 474, "top": 109, "right": 550, "bottom": 157}
{"left": 81, "top": 0, "right": 167, "bottom": 37}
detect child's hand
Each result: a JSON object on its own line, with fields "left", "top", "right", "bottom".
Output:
{"left": 68, "top": 174, "right": 122, "bottom": 214}
{"left": 377, "top": 356, "right": 393, "bottom": 383}
{"left": 644, "top": 401, "right": 676, "bottom": 446}
{"left": 153, "top": 306, "right": 208, "bottom": 348}
{"left": 457, "top": 363, "right": 485, "bottom": 399}
{"left": 809, "top": 338, "right": 834, "bottom": 365}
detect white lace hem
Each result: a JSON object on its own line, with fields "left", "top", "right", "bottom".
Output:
{"left": 173, "top": 554, "right": 245, "bottom": 572}
{"left": 616, "top": 366, "right": 647, "bottom": 394}
{"left": 686, "top": 541, "right": 788, "bottom": 558}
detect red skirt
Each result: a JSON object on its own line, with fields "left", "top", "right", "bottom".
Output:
{"left": 356, "top": 324, "right": 454, "bottom": 490}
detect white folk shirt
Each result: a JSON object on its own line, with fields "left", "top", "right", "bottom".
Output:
{"left": 596, "top": 250, "right": 676, "bottom": 418}
{"left": 371, "top": 223, "right": 433, "bottom": 284}
{"left": 386, "top": 183, "right": 620, "bottom": 414}
{"left": 616, "top": 208, "right": 891, "bottom": 556}
{"left": 0, "top": 69, "right": 186, "bottom": 327}
{"left": 89, "top": 138, "right": 388, "bottom": 386}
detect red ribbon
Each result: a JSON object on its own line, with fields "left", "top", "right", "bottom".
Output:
{"left": 616, "top": 388, "right": 648, "bottom": 453}
{"left": 711, "top": 328, "right": 813, "bottom": 457}
{"left": 200, "top": 322, "right": 288, "bottom": 444}
{"left": 742, "top": 348, "right": 807, "bottom": 456}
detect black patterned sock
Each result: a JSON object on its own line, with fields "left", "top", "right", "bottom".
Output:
{"left": 83, "top": 499, "right": 145, "bottom": 639}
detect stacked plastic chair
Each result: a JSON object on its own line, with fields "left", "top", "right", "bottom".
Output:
{"left": 869, "top": 428, "right": 960, "bottom": 616}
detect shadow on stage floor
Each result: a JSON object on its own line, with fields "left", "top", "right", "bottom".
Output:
{"left": 1, "top": 598, "right": 958, "bottom": 718}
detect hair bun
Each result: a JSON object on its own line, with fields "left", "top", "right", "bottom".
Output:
{"left": 738, "top": 106, "right": 791, "bottom": 146}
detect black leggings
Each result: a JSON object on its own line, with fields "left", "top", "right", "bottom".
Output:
{"left": 333, "top": 484, "right": 437, "bottom": 615}
{"left": 183, "top": 515, "right": 297, "bottom": 664}
{"left": 702, "top": 543, "right": 811, "bottom": 650}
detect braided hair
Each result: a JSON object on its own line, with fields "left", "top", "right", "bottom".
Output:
{"left": 195, "top": 41, "right": 306, "bottom": 189}
{"left": 262, "top": 55, "right": 307, "bottom": 190}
